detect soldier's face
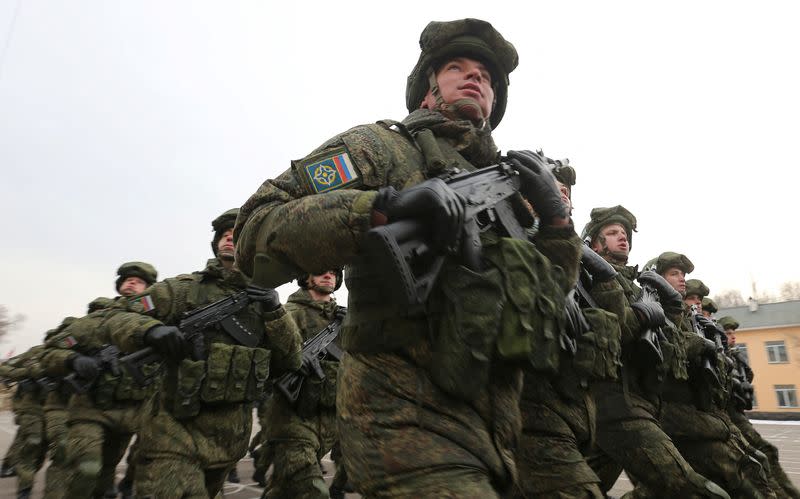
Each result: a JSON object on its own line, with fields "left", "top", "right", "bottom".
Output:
{"left": 119, "top": 277, "right": 147, "bottom": 297}
{"left": 422, "top": 57, "right": 495, "bottom": 121}
{"left": 556, "top": 181, "right": 572, "bottom": 213}
{"left": 310, "top": 270, "right": 337, "bottom": 289}
{"left": 662, "top": 267, "right": 687, "bottom": 296}
{"left": 592, "top": 224, "right": 629, "bottom": 257}
{"left": 685, "top": 294, "right": 702, "bottom": 308}
{"left": 725, "top": 329, "right": 736, "bottom": 346}
{"left": 217, "top": 229, "right": 235, "bottom": 259}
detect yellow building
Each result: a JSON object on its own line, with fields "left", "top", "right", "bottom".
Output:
{"left": 718, "top": 299, "right": 800, "bottom": 417}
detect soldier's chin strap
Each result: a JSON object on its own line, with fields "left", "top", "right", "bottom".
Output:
{"left": 426, "top": 70, "right": 491, "bottom": 130}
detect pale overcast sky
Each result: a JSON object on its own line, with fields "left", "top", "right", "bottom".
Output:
{"left": 1, "top": 1, "right": 799, "bottom": 355}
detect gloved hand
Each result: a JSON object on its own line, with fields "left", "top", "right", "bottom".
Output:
{"left": 695, "top": 315, "right": 727, "bottom": 344}
{"left": 684, "top": 334, "right": 718, "bottom": 363}
{"left": 505, "top": 150, "right": 568, "bottom": 223}
{"left": 637, "top": 270, "right": 683, "bottom": 314}
{"left": 581, "top": 245, "right": 618, "bottom": 282}
{"left": 334, "top": 306, "right": 347, "bottom": 322}
{"left": 373, "top": 178, "right": 466, "bottom": 252}
{"left": 630, "top": 301, "right": 666, "bottom": 329}
{"left": 144, "top": 325, "right": 187, "bottom": 361}
{"left": 246, "top": 285, "right": 281, "bottom": 313}
{"left": 68, "top": 354, "right": 100, "bottom": 380}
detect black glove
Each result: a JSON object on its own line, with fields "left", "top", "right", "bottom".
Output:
{"left": 685, "top": 334, "right": 718, "bottom": 362}
{"left": 637, "top": 270, "right": 683, "bottom": 314}
{"left": 68, "top": 354, "right": 99, "bottom": 380}
{"left": 695, "top": 315, "right": 727, "bottom": 343}
{"left": 373, "top": 178, "right": 465, "bottom": 252}
{"left": 144, "top": 325, "right": 187, "bottom": 361}
{"left": 334, "top": 306, "right": 347, "bottom": 322}
{"left": 505, "top": 150, "right": 568, "bottom": 222}
{"left": 630, "top": 301, "right": 666, "bottom": 329}
{"left": 581, "top": 245, "right": 617, "bottom": 282}
{"left": 246, "top": 285, "right": 281, "bottom": 313}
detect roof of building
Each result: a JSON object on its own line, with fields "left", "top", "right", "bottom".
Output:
{"left": 718, "top": 299, "right": 800, "bottom": 330}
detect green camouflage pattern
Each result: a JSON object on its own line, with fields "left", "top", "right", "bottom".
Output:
{"left": 236, "top": 108, "right": 583, "bottom": 495}
{"left": 646, "top": 251, "right": 695, "bottom": 275}
{"left": 42, "top": 390, "right": 70, "bottom": 499}
{"left": 718, "top": 316, "right": 740, "bottom": 331}
{"left": 686, "top": 279, "right": 710, "bottom": 299}
{"left": 703, "top": 297, "right": 719, "bottom": 314}
{"left": 115, "top": 261, "right": 158, "bottom": 291}
{"left": 263, "top": 289, "right": 340, "bottom": 499}
{"left": 580, "top": 205, "right": 637, "bottom": 248}
{"left": 99, "top": 258, "right": 302, "bottom": 498}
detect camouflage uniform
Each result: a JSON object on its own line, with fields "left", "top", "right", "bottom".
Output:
{"left": 578, "top": 207, "right": 727, "bottom": 498}
{"left": 262, "top": 288, "right": 341, "bottom": 499}
{"left": 102, "top": 227, "right": 302, "bottom": 498}
{"left": 0, "top": 346, "right": 48, "bottom": 499}
{"left": 40, "top": 294, "right": 160, "bottom": 499}
{"left": 720, "top": 317, "right": 800, "bottom": 499}
{"left": 645, "top": 254, "right": 776, "bottom": 499}
{"left": 236, "top": 19, "right": 582, "bottom": 498}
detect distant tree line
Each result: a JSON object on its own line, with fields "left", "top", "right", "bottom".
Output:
{"left": 712, "top": 281, "right": 800, "bottom": 308}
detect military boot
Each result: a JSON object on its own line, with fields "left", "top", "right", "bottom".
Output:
{"left": 17, "top": 487, "right": 32, "bottom": 499}
{"left": 0, "top": 462, "right": 16, "bottom": 477}
{"left": 118, "top": 477, "right": 133, "bottom": 499}
{"left": 329, "top": 485, "right": 345, "bottom": 499}
{"left": 227, "top": 467, "right": 240, "bottom": 483}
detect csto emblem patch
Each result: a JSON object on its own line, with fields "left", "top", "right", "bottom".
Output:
{"left": 304, "top": 149, "right": 360, "bottom": 193}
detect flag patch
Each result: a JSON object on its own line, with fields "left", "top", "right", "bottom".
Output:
{"left": 61, "top": 336, "right": 77, "bottom": 348}
{"left": 133, "top": 295, "right": 155, "bottom": 312}
{"left": 304, "top": 150, "right": 360, "bottom": 193}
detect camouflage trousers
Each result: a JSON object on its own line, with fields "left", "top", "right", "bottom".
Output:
{"left": 12, "top": 410, "right": 46, "bottom": 493}
{"left": 338, "top": 353, "right": 518, "bottom": 498}
{"left": 513, "top": 373, "right": 604, "bottom": 499}
{"left": 585, "top": 379, "right": 729, "bottom": 498}
{"left": 661, "top": 400, "right": 776, "bottom": 499}
{"left": 135, "top": 457, "right": 233, "bottom": 499}
{"left": 263, "top": 394, "right": 337, "bottom": 499}
{"left": 729, "top": 409, "right": 800, "bottom": 499}
{"left": 64, "top": 395, "right": 149, "bottom": 499}
{"left": 42, "top": 393, "right": 70, "bottom": 499}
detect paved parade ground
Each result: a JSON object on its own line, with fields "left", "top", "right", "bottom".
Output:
{"left": 0, "top": 411, "right": 797, "bottom": 498}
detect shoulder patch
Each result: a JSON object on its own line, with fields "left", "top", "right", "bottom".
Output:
{"left": 129, "top": 295, "right": 155, "bottom": 312}
{"left": 301, "top": 147, "right": 361, "bottom": 193}
{"left": 59, "top": 336, "right": 78, "bottom": 348}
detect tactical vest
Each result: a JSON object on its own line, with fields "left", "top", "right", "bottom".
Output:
{"left": 164, "top": 272, "right": 272, "bottom": 419}
{"left": 339, "top": 121, "right": 569, "bottom": 401}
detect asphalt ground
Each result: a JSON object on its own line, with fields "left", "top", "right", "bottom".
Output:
{"left": 0, "top": 412, "right": 797, "bottom": 498}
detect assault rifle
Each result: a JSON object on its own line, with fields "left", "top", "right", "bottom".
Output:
{"left": 689, "top": 305, "right": 722, "bottom": 392}
{"left": 63, "top": 344, "right": 121, "bottom": 394}
{"left": 120, "top": 289, "right": 261, "bottom": 386}
{"left": 364, "top": 162, "right": 528, "bottom": 306}
{"left": 274, "top": 309, "right": 345, "bottom": 405}
{"left": 636, "top": 283, "right": 666, "bottom": 366}
{"left": 730, "top": 347, "right": 754, "bottom": 410}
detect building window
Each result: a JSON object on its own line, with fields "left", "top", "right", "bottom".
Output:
{"left": 765, "top": 341, "right": 789, "bottom": 363}
{"left": 775, "top": 385, "right": 798, "bottom": 408}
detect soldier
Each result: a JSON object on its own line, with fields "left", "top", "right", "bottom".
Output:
{"left": 702, "top": 297, "right": 718, "bottom": 318}
{"left": 720, "top": 316, "right": 800, "bottom": 499}
{"left": 39, "top": 262, "right": 158, "bottom": 499}
{"left": 262, "top": 270, "right": 345, "bottom": 499}
{"left": 0, "top": 346, "right": 48, "bottom": 499}
{"left": 98, "top": 209, "right": 302, "bottom": 499}
{"left": 579, "top": 206, "right": 729, "bottom": 498}
{"left": 645, "top": 253, "right": 776, "bottom": 499}
{"left": 685, "top": 279, "right": 710, "bottom": 309}
{"left": 235, "top": 18, "right": 580, "bottom": 497}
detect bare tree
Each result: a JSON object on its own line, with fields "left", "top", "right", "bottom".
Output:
{"left": 713, "top": 290, "right": 745, "bottom": 308}
{"left": 0, "top": 305, "right": 25, "bottom": 343}
{"left": 779, "top": 281, "right": 800, "bottom": 301}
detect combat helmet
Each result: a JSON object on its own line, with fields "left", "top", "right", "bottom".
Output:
{"left": 211, "top": 208, "right": 239, "bottom": 256}
{"left": 702, "top": 297, "right": 718, "bottom": 314}
{"left": 685, "top": 279, "right": 710, "bottom": 299}
{"left": 644, "top": 252, "right": 694, "bottom": 276}
{"left": 581, "top": 205, "right": 637, "bottom": 248}
{"left": 115, "top": 262, "right": 158, "bottom": 293}
{"left": 549, "top": 158, "right": 576, "bottom": 192}
{"left": 297, "top": 269, "right": 344, "bottom": 292}
{"left": 406, "top": 18, "right": 519, "bottom": 128}
{"left": 717, "top": 316, "right": 740, "bottom": 331}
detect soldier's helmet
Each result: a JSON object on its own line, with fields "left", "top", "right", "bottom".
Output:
{"left": 406, "top": 18, "right": 518, "bottom": 129}
{"left": 115, "top": 262, "right": 158, "bottom": 293}
{"left": 717, "top": 316, "right": 740, "bottom": 331}
{"left": 685, "top": 279, "right": 710, "bottom": 299}
{"left": 297, "top": 268, "right": 344, "bottom": 292}
{"left": 644, "top": 252, "right": 694, "bottom": 276}
{"left": 549, "top": 158, "right": 576, "bottom": 192}
{"left": 211, "top": 208, "right": 240, "bottom": 256}
{"left": 702, "top": 297, "right": 718, "bottom": 314}
{"left": 580, "top": 205, "right": 637, "bottom": 249}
